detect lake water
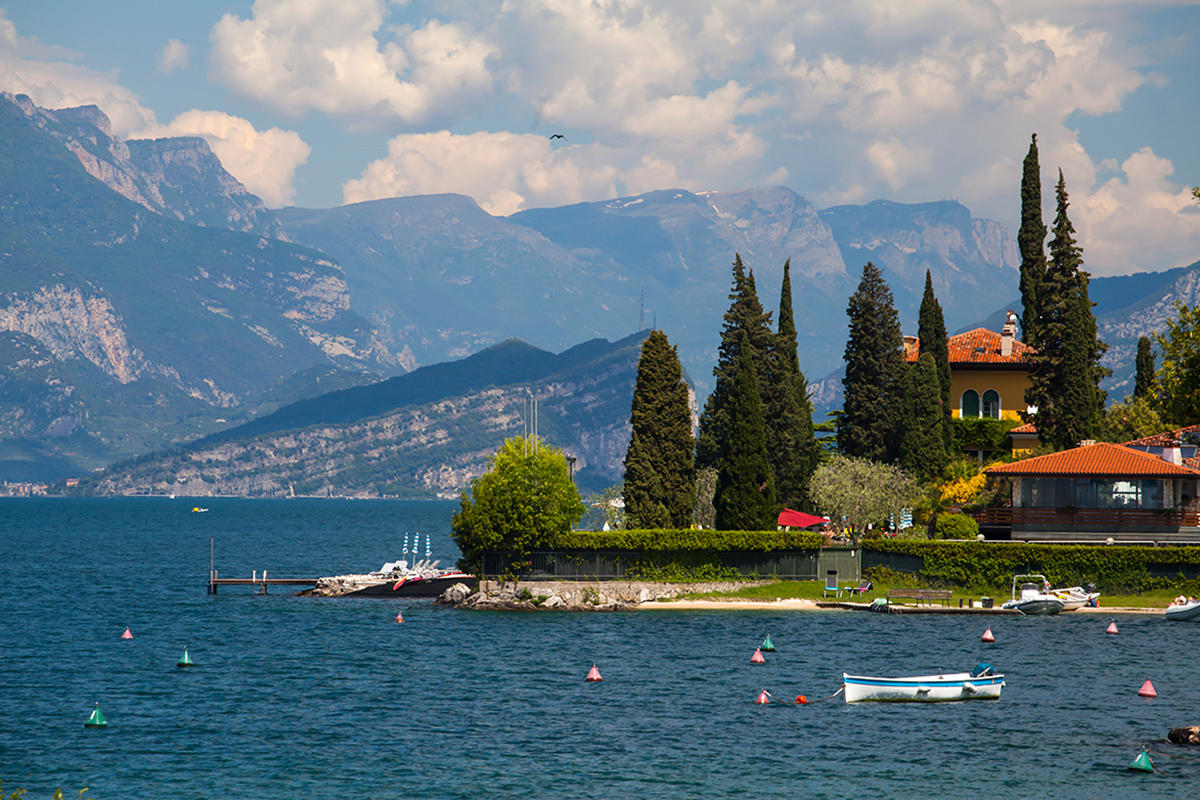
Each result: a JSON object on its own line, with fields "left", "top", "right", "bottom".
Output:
{"left": 2, "top": 498, "right": 1198, "bottom": 798}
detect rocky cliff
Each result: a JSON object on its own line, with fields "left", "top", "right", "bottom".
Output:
{"left": 85, "top": 332, "right": 659, "bottom": 497}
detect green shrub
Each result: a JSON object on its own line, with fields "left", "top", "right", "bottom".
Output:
{"left": 933, "top": 513, "right": 979, "bottom": 540}
{"left": 553, "top": 529, "right": 823, "bottom": 552}
{"left": 863, "top": 539, "right": 1200, "bottom": 594}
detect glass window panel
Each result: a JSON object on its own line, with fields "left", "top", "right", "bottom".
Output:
{"left": 961, "top": 389, "right": 979, "bottom": 418}
{"left": 982, "top": 390, "right": 1000, "bottom": 418}
{"left": 1142, "top": 480, "right": 1163, "bottom": 509}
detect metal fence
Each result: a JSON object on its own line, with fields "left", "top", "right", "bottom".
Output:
{"left": 481, "top": 548, "right": 861, "bottom": 582}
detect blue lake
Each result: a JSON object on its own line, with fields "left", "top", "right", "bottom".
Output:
{"left": 1, "top": 498, "right": 1198, "bottom": 798}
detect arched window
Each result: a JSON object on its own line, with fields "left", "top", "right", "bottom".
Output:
{"left": 982, "top": 390, "right": 1000, "bottom": 419}
{"left": 961, "top": 389, "right": 979, "bottom": 418}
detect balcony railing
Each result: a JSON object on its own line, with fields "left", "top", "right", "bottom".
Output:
{"left": 972, "top": 506, "right": 1200, "bottom": 531}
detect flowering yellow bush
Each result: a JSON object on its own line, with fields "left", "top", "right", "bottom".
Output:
{"left": 940, "top": 472, "right": 988, "bottom": 506}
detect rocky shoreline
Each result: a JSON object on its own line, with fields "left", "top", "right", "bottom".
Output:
{"left": 435, "top": 579, "right": 772, "bottom": 611}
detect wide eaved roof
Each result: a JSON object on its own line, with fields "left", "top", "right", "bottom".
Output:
{"left": 1123, "top": 423, "right": 1200, "bottom": 448}
{"left": 904, "top": 328, "right": 1035, "bottom": 367}
{"left": 987, "top": 442, "right": 1200, "bottom": 478}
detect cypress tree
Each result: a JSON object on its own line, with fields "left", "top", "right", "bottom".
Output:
{"left": 696, "top": 254, "right": 773, "bottom": 469}
{"left": 1018, "top": 133, "right": 1048, "bottom": 346}
{"left": 838, "top": 262, "right": 905, "bottom": 462}
{"left": 714, "top": 330, "right": 776, "bottom": 530}
{"left": 767, "top": 260, "right": 820, "bottom": 509}
{"left": 900, "top": 352, "right": 948, "bottom": 480}
{"left": 623, "top": 330, "right": 696, "bottom": 529}
{"left": 917, "top": 269, "right": 952, "bottom": 450}
{"left": 1134, "top": 336, "right": 1155, "bottom": 399}
{"left": 1026, "top": 169, "right": 1107, "bottom": 449}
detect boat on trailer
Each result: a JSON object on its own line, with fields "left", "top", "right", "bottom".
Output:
{"left": 843, "top": 663, "right": 1004, "bottom": 703}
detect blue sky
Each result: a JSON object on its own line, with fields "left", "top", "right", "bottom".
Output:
{"left": 2, "top": 0, "right": 1198, "bottom": 276}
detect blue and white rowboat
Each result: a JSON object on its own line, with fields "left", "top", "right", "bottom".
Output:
{"left": 843, "top": 665, "right": 1004, "bottom": 703}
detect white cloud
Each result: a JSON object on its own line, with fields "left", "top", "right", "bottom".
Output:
{"left": 135, "top": 111, "right": 311, "bottom": 207}
{"left": 158, "top": 39, "right": 190, "bottom": 74}
{"left": 1073, "top": 147, "right": 1200, "bottom": 276}
{"left": 0, "top": 10, "right": 156, "bottom": 135}
{"left": 209, "top": 0, "right": 494, "bottom": 122}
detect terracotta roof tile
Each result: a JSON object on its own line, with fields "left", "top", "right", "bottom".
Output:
{"left": 904, "top": 328, "right": 1035, "bottom": 367}
{"left": 987, "top": 442, "right": 1200, "bottom": 478}
{"left": 1123, "top": 423, "right": 1200, "bottom": 448}
{"left": 1009, "top": 422, "right": 1038, "bottom": 434}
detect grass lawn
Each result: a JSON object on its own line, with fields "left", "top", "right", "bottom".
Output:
{"left": 677, "top": 580, "right": 1179, "bottom": 609}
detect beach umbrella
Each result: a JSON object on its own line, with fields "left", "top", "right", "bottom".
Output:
{"left": 425, "top": 533, "right": 431, "bottom": 558}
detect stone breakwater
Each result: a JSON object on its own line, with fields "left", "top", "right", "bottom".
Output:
{"left": 299, "top": 574, "right": 391, "bottom": 597}
{"left": 435, "top": 579, "right": 770, "bottom": 611}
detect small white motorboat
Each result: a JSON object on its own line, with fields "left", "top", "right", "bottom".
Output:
{"left": 1165, "top": 599, "right": 1200, "bottom": 622}
{"left": 1051, "top": 585, "right": 1101, "bottom": 611}
{"left": 1000, "top": 574, "right": 1064, "bottom": 615}
{"left": 843, "top": 663, "right": 1004, "bottom": 703}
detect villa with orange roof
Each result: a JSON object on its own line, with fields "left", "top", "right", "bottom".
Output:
{"left": 981, "top": 440, "right": 1200, "bottom": 542}
{"left": 905, "top": 310, "right": 1040, "bottom": 456}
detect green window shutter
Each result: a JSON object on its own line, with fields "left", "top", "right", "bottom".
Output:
{"left": 961, "top": 389, "right": 979, "bottom": 418}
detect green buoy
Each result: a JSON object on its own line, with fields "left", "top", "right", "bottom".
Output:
{"left": 1128, "top": 749, "right": 1154, "bottom": 773}
{"left": 84, "top": 703, "right": 107, "bottom": 728}
{"left": 177, "top": 646, "right": 194, "bottom": 668}
{"left": 761, "top": 635, "right": 775, "bottom": 652}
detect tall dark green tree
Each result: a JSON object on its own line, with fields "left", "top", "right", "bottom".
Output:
{"left": 1025, "top": 169, "right": 1107, "bottom": 449}
{"left": 697, "top": 254, "right": 773, "bottom": 469}
{"left": 1018, "top": 133, "right": 1048, "bottom": 345}
{"left": 838, "top": 262, "right": 905, "bottom": 462}
{"left": 1134, "top": 336, "right": 1155, "bottom": 399}
{"left": 623, "top": 330, "right": 696, "bottom": 529}
{"left": 900, "top": 352, "right": 948, "bottom": 480}
{"left": 917, "top": 269, "right": 952, "bottom": 450}
{"left": 766, "top": 260, "right": 820, "bottom": 509}
{"left": 714, "top": 330, "right": 776, "bottom": 530}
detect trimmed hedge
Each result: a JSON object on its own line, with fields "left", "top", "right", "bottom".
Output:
{"left": 553, "top": 529, "right": 824, "bottom": 552}
{"left": 864, "top": 539, "right": 1200, "bottom": 593}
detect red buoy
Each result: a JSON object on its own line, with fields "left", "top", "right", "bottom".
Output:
{"left": 1138, "top": 679, "right": 1157, "bottom": 698}
{"left": 1106, "top": 620, "right": 1118, "bottom": 635}
{"left": 121, "top": 628, "right": 133, "bottom": 640}
{"left": 750, "top": 648, "right": 766, "bottom": 664}
{"left": 755, "top": 689, "right": 770, "bottom": 704}
{"left": 585, "top": 664, "right": 603, "bottom": 682}
{"left": 981, "top": 628, "right": 994, "bottom": 643}
{"left": 395, "top": 611, "right": 404, "bottom": 624}
{"left": 796, "top": 695, "right": 808, "bottom": 704}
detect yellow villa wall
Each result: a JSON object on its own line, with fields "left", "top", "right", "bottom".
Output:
{"left": 949, "top": 369, "right": 1030, "bottom": 422}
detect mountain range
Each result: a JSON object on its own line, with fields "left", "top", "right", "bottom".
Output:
{"left": 2, "top": 92, "right": 1197, "bottom": 490}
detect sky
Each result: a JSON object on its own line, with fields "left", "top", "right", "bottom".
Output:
{"left": 2, "top": 0, "right": 1198, "bottom": 277}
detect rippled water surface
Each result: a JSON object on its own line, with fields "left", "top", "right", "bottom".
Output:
{"left": 2, "top": 498, "right": 1199, "bottom": 799}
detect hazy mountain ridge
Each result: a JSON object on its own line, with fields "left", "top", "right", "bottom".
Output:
{"left": 87, "top": 332, "right": 664, "bottom": 497}
{"left": 4, "top": 93, "right": 283, "bottom": 239}
{"left": 0, "top": 93, "right": 400, "bottom": 479}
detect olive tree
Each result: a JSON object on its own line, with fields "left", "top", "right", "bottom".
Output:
{"left": 808, "top": 455, "right": 921, "bottom": 542}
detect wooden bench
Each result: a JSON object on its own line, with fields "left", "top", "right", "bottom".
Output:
{"left": 886, "top": 588, "right": 953, "bottom": 606}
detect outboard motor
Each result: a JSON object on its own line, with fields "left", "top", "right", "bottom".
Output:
{"left": 970, "top": 662, "right": 994, "bottom": 678}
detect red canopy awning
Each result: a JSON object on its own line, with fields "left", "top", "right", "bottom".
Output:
{"left": 777, "top": 509, "right": 828, "bottom": 529}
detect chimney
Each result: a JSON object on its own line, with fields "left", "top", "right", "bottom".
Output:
{"left": 1165, "top": 446, "right": 1183, "bottom": 466}
{"left": 1000, "top": 309, "right": 1017, "bottom": 357}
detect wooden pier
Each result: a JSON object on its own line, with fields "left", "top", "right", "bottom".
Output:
{"left": 207, "top": 571, "right": 319, "bottom": 594}
{"left": 207, "top": 568, "right": 318, "bottom": 594}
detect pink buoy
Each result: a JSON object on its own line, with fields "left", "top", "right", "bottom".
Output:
{"left": 1138, "top": 679, "right": 1157, "bottom": 698}
{"left": 585, "top": 664, "right": 603, "bottom": 682}
{"left": 981, "top": 628, "right": 994, "bottom": 643}
{"left": 121, "top": 628, "right": 133, "bottom": 640}
{"left": 750, "top": 648, "right": 766, "bottom": 664}
{"left": 394, "top": 611, "right": 404, "bottom": 624}
{"left": 754, "top": 689, "right": 770, "bottom": 704}
{"left": 1106, "top": 620, "right": 1118, "bottom": 635}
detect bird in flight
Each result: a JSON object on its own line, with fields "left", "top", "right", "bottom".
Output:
{"left": 549, "top": 133, "right": 565, "bottom": 140}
